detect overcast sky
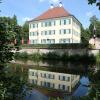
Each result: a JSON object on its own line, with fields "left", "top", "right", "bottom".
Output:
{"left": 0, "top": 0, "right": 100, "bottom": 28}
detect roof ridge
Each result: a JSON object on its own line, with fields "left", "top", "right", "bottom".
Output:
{"left": 29, "top": 6, "right": 71, "bottom": 22}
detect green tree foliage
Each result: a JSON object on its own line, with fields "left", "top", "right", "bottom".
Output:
{"left": 89, "top": 15, "right": 100, "bottom": 38}
{"left": 81, "top": 15, "right": 100, "bottom": 44}
{"left": 81, "top": 26, "right": 91, "bottom": 44}
{"left": 0, "top": 17, "right": 25, "bottom": 99}
{"left": 22, "top": 21, "right": 29, "bottom": 44}
{"left": 12, "top": 15, "right": 17, "bottom": 27}
{"left": 88, "top": 0, "right": 100, "bottom": 10}
{"left": 14, "top": 25, "right": 23, "bottom": 46}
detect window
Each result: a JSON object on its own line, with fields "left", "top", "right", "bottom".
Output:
{"left": 41, "top": 20, "right": 56, "bottom": 27}
{"left": 41, "top": 30, "right": 55, "bottom": 35}
{"left": 32, "top": 23, "right": 38, "bottom": 28}
{"left": 64, "top": 29, "right": 66, "bottom": 34}
{"left": 33, "top": 24, "right": 35, "bottom": 28}
{"left": 59, "top": 84, "right": 66, "bottom": 90}
{"left": 59, "top": 76, "right": 66, "bottom": 81}
{"left": 41, "top": 22, "right": 45, "bottom": 27}
{"left": 32, "top": 80, "right": 37, "bottom": 84}
{"left": 64, "top": 19, "right": 66, "bottom": 25}
{"left": 32, "top": 39, "right": 38, "bottom": 44}
{"left": 41, "top": 39, "right": 46, "bottom": 44}
{"left": 73, "top": 30, "right": 80, "bottom": 36}
{"left": 60, "top": 19, "right": 70, "bottom": 25}
{"left": 59, "top": 29, "right": 71, "bottom": 34}
{"left": 49, "top": 30, "right": 51, "bottom": 35}
{"left": 48, "top": 74, "right": 55, "bottom": 79}
{"left": 45, "top": 22, "right": 48, "bottom": 27}
{"left": 51, "top": 21, "right": 55, "bottom": 26}
{"left": 66, "top": 19, "right": 70, "bottom": 24}
{"left": 49, "top": 21, "right": 51, "bottom": 26}
{"left": 31, "top": 72, "right": 37, "bottom": 76}
{"left": 59, "top": 38, "right": 70, "bottom": 43}
{"left": 30, "top": 32, "right": 38, "bottom": 36}
{"left": 45, "top": 31, "right": 47, "bottom": 35}
{"left": 41, "top": 73, "right": 47, "bottom": 78}
{"left": 51, "top": 30, "right": 55, "bottom": 35}
{"left": 50, "top": 39, "right": 55, "bottom": 44}
{"left": 32, "top": 72, "right": 34, "bottom": 76}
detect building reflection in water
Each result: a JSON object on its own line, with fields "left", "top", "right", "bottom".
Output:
{"left": 28, "top": 69, "right": 80, "bottom": 93}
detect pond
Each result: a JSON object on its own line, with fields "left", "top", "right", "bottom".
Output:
{"left": 10, "top": 60, "right": 98, "bottom": 100}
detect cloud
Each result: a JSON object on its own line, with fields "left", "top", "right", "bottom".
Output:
{"left": 86, "top": 11, "right": 93, "bottom": 17}
{"left": 22, "top": 17, "right": 32, "bottom": 22}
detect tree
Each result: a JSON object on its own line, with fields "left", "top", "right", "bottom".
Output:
{"left": 22, "top": 21, "right": 29, "bottom": 44}
{"left": 0, "top": 17, "right": 25, "bottom": 99}
{"left": 89, "top": 15, "right": 100, "bottom": 38}
{"left": 81, "top": 26, "right": 91, "bottom": 44}
{"left": 14, "top": 25, "right": 22, "bottom": 46}
{"left": 0, "top": 18, "right": 15, "bottom": 99}
{"left": 12, "top": 15, "right": 17, "bottom": 27}
{"left": 88, "top": 0, "right": 100, "bottom": 10}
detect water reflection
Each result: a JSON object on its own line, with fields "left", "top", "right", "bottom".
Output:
{"left": 10, "top": 60, "right": 93, "bottom": 99}
{"left": 28, "top": 69, "right": 80, "bottom": 93}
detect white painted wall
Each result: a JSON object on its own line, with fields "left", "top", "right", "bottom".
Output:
{"left": 29, "top": 16, "right": 81, "bottom": 44}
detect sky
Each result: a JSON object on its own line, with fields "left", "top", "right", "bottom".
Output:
{"left": 0, "top": 0, "right": 100, "bottom": 28}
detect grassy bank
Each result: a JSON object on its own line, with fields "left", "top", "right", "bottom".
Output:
{"left": 96, "top": 52, "right": 100, "bottom": 64}
{"left": 20, "top": 43, "right": 88, "bottom": 49}
{"left": 14, "top": 52, "right": 96, "bottom": 63}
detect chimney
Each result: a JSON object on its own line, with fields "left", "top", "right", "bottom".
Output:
{"left": 50, "top": 4, "right": 54, "bottom": 9}
{"left": 59, "top": 2, "right": 63, "bottom": 7}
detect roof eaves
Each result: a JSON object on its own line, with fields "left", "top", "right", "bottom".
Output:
{"left": 28, "top": 15, "right": 71, "bottom": 22}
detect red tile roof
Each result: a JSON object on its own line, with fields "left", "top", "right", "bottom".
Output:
{"left": 30, "top": 7, "right": 71, "bottom": 21}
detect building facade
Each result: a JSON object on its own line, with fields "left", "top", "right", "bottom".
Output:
{"left": 28, "top": 69, "right": 80, "bottom": 93}
{"left": 29, "top": 5, "right": 81, "bottom": 44}
{"left": 89, "top": 38, "right": 100, "bottom": 49}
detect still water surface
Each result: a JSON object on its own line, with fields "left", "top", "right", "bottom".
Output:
{"left": 11, "top": 60, "right": 94, "bottom": 100}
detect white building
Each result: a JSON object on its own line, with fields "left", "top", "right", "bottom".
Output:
{"left": 89, "top": 38, "right": 100, "bottom": 49}
{"left": 29, "top": 4, "right": 81, "bottom": 44}
{"left": 28, "top": 69, "right": 80, "bottom": 93}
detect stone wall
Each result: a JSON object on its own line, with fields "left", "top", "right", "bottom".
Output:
{"left": 17, "top": 48, "right": 100, "bottom": 55}
{"left": 18, "top": 48, "right": 88, "bottom": 55}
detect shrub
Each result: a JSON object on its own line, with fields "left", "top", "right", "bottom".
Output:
{"left": 14, "top": 52, "right": 28, "bottom": 60}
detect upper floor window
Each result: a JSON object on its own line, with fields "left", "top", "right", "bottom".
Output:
{"left": 60, "top": 19, "right": 70, "bottom": 25}
{"left": 41, "top": 20, "right": 56, "bottom": 27}
{"left": 73, "top": 30, "right": 80, "bottom": 36}
{"left": 60, "top": 29, "right": 71, "bottom": 34}
{"left": 59, "top": 76, "right": 66, "bottom": 81}
{"left": 30, "top": 32, "right": 38, "bottom": 36}
{"left": 59, "top": 75, "right": 70, "bottom": 81}
{"left": 41, "top": 30, "right": 55, "bottom": 35}
{"left": 32, "top": 72, "right": 37, "bottom": 76}
{"left": 32, "top": 23, "right": 38, "bottom": 28}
